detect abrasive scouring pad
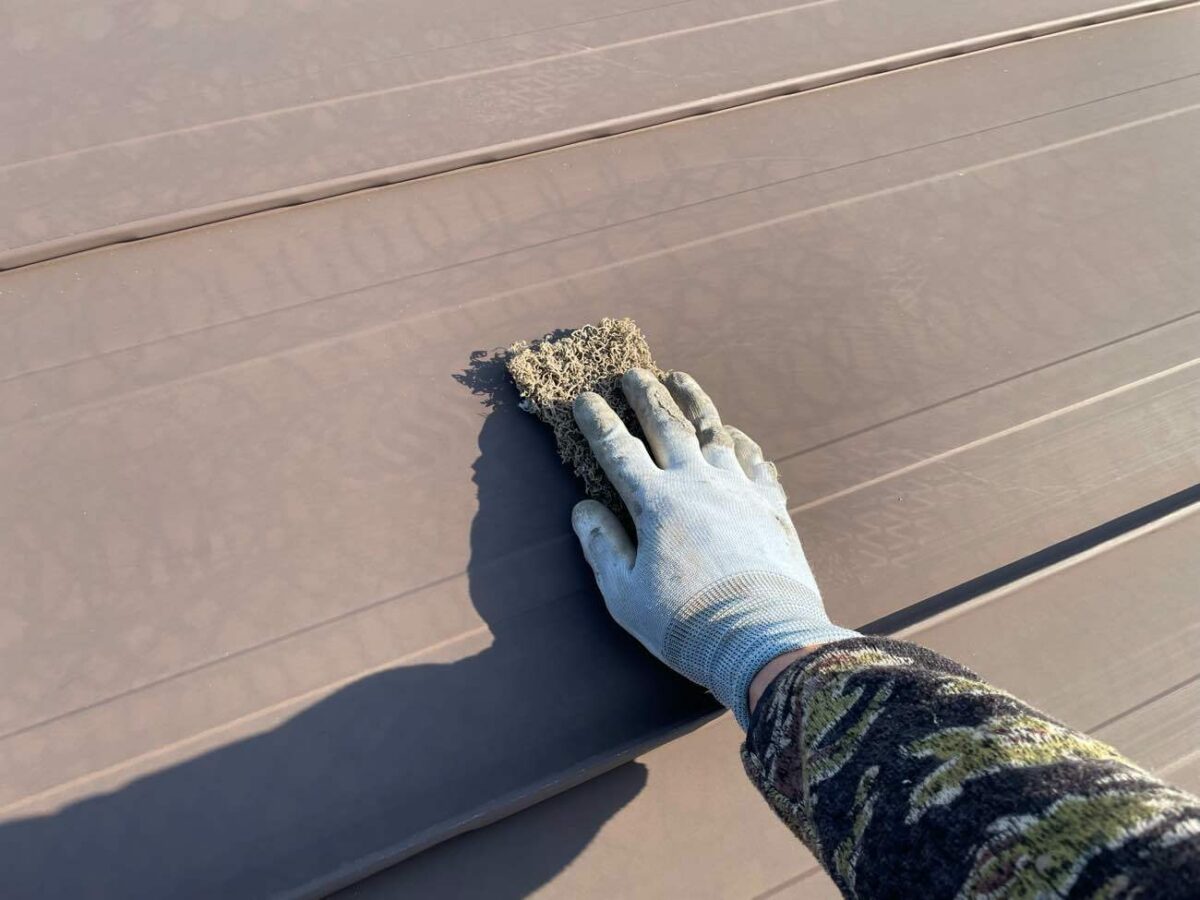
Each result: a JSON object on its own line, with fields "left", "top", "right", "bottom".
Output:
{"left": 507, "top": 318, "right": 663, "bottom": 515}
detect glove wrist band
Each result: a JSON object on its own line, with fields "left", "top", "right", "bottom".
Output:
{"left": 662, "top": 571, "right": 860, "bottom": 728}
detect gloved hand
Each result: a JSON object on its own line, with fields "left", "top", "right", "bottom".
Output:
{"left": 571, "top": 369, "right": 858, "bottom": 728}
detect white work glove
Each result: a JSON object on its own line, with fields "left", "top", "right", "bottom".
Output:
{"left": 571, "top": 369, "right": 858, "bottom": 728}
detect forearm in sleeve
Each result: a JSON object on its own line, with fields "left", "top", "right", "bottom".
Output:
{"left": 741, "top": 637, "right": 1200, "bottom": 899}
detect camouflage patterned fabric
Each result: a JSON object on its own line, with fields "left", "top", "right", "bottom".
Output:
{"left": 742, "top": 638, "right": 1200, "bottom": 898}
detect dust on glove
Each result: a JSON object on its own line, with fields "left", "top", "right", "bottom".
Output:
{"left": 571, "top": 369, "right": 859, "bottom": 728}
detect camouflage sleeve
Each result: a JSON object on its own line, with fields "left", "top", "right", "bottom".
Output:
{"left": 741, "top": 637, "right": 1200, "bottom": 899}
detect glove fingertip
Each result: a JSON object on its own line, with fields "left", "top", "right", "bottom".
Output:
{"left": 753, "top": 460, "right": 780, "bottom": 485}
{"left": 572, "top": 500, "right": 635, "bottom": 575}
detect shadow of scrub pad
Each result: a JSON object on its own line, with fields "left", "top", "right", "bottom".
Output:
{"left": 507, "top": 318, "right": 664, "bottom": 516}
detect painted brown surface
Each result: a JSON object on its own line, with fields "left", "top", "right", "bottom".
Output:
{"left": 2, "top": 8, "right": 1200, "bottom": 897}
{"left": 348, "top": 506, "right": 1200, "bottom": 899}
{"left": 1, "top": 0, "right": 1191, "bottom": 268}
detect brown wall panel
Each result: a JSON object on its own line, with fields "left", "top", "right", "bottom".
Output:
{"left": 351, "top": 506, "right": 1200, "bottom": 899}
{"left": 1, "top": 10, "right": 1199, "bottom": 897}
{"left": 1, "top": 0, "right": 1190, "bottom": 266}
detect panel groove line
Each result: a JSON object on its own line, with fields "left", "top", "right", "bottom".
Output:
{"left": 2, "top": 0, "right": 1195, "bottom": 269}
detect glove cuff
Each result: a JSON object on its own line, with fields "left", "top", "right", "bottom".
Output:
{"left": 662, "top": 571, "right": 859, "bottom": 729}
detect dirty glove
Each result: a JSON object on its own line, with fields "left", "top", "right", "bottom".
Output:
{"left": 571, "top": 369, "right": 859, "bottom": 728}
